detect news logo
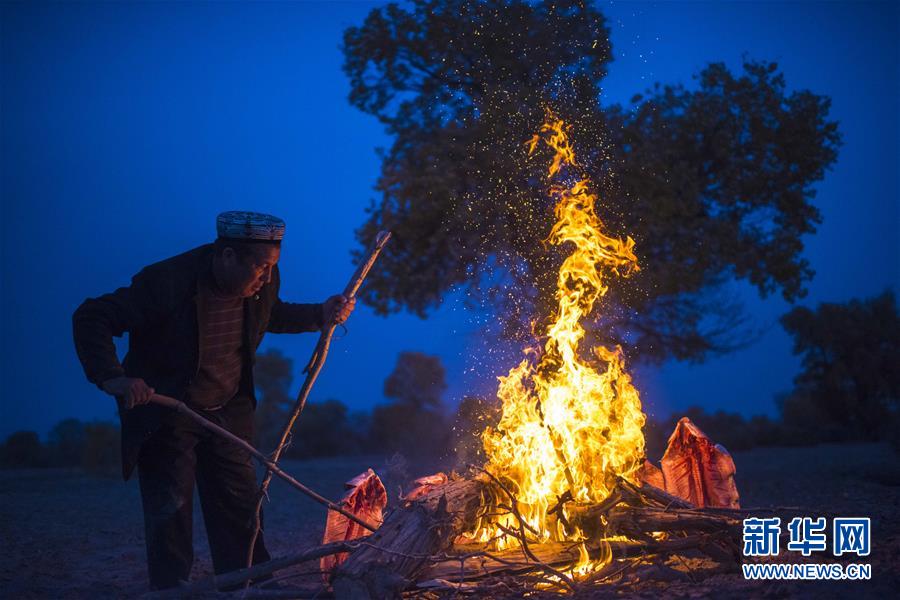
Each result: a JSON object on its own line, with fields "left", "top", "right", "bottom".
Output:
{"left": 741, "top": 515, "right": 872, "bottom": 581}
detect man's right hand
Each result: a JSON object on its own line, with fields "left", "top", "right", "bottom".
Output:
{"left": 102, "top": 376, "right": 155, "bottom": 409}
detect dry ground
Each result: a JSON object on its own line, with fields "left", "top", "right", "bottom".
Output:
{"left": 1, "top": 444, "right": 899, "bottom": 598}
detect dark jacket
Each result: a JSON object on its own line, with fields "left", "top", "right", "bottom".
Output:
{"left": 72, "top": 243, "right": 323, "bottom": 479}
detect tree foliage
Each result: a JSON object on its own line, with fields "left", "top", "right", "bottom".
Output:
{"left": 343, "top": 0, "right": 840, "bottom": 362}
{"left": 372, "top": 351, "right": 450, "bottom": 459}
{"left": 0, "top": 420, "right": 120, "bottom": 473}
{"left": 288, "top": 399, "right": 366, "bottom": 458}
{"left": 253, "top": 349, "right": 369, "bottom": 457}
{"left": 383, "top": 351, "right": 448, "bottom": 408}
{"left": 253, "top": 349, "right": 295, "bottom": 451}
{"left": 48, "top": 418, "right": 87, "bottom": 468}
{"left": 0, "top": 431, "right": 47, "bottom": 468}
{"left": 780, "top": 290, "right": 900, "bottom": 441}
{"left": 81, "top": 421, "right": 120, "bottom": 476}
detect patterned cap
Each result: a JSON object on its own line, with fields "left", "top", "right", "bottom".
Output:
{"left": 216, "top": 211, "right": 285, "bottom": 242}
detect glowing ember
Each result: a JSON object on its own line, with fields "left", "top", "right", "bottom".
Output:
{"left": 478, "top": 113, "right": 646, "bottom": 573}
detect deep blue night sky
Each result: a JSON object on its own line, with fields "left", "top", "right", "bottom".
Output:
{"left": 1, "top": 1, "right": 897, "bottom": 440}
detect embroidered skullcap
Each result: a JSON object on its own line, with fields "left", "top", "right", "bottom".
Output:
{"left": 216, "top": 211, "right": 285, "bottom": 242}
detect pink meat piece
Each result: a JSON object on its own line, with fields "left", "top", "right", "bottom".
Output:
{"left": 636, "top": 459, "right": 666, "bottom": 491}
{"left": 320, "top": 469, "right": 387, "bottom": 576}
{"left": 660, "top": 417, "right": 740, "bottom": 509}
{"left": 401, "top": 472, "right": 448, "bottom": 503}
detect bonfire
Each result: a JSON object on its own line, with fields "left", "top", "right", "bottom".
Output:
{"left": 320, "top": 115, "right": 744, "bottom": 599}
{"left": 153, "top": 115, "right": 762, "bottom": 600}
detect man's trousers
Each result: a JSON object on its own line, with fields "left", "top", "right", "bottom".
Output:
{"left": 135, "top": 396, "right": 270, "bottom": 590}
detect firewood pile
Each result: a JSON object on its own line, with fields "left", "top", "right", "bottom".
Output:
{"left": 154, "top": 417, "right": 803, "bottom": 600}
{"left": 327, "top": 416, "right": 746, "bottom": 598}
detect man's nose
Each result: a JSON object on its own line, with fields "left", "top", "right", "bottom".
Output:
{"left": 264, "top": 266, "right": 274, "bottom": 283}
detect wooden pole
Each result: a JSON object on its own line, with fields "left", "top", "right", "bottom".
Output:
{"left": 246, "top": 231, "right": 392, "bottom": 571}
{"left": 148, "top": 394, "right": 378, "bottom": 532}
{"left": 144, "top": 538, "right": 363, "bottom": 598}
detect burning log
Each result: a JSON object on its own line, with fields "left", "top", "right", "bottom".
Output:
{"left": 166, "top": 443, "right": 749, "bottom": 599}
{"left": 245, "top": 411, "right": 744, "bottom": 598}
{"left": 563, "top": 479, "right": 740, "bottom": 565}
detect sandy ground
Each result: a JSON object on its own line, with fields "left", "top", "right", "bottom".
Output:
{"left": 1, "top": 444, "right": 899, "bottom": 598}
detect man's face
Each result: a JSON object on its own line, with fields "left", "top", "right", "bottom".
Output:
{"left": 221, "top": 244, "right": 281, "bottom": 298}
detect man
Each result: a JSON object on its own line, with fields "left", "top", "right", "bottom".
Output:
{"left": 72, "top": 211, "right": 354, "bottom": 590}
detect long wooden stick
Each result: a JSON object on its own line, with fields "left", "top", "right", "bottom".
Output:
{"left": 145, "top": 538, "right": 364, "bottom": 598}
{"left": 246, "top": 231, "right": 392, "bottom": 571}
{"left": 148, "top": 394, "right": 378, "bottom": 532}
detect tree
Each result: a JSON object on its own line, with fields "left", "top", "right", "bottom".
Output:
{"left": 47, "top": 418, "right": 86, "bottom": 467}
{"left": 776, "top": 391, "right": 839, "bottom": 445}
{"left": 780, "top": 290, "right": 900, "bottom": 441}
{"left": 370, "top": 351, "right": 450, "bottom": 460}
{"left": 0, "top": 431, "right": 46, "bottom": 468}
{"left": 287, "top": 399, "right": 363, "bottom": 458}
{"left": 383, "top": 351, "right": 447, "bottom": 408}
{"left": 343, "top": 0, "right": 840, "bottom": 362}
{"left": 253, "top": 349, "right": 363, "bottom": 457}
{"left": 81, "top": 422, "right": 120, "bottom": 476}
{"left": 253, "top": 349, "right": 294, "bottom": 451}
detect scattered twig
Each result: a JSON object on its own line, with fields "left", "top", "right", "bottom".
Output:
{"left": 595, "top": 556, "right": 649, "bottom": 584}
{"left": 673, "top": 552, "right": 699, "bottom": 584}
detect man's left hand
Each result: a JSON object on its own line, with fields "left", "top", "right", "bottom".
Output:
{"left": 324, "top": 294, "right": 355, "bottom": 325}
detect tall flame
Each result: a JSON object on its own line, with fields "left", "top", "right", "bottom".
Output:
{"left": 479, "top": 114, "right": 646, "bottom": 568}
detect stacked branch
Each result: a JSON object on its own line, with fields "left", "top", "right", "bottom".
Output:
{"left": 418, "top": 475, "right": 744, "bottom": 593}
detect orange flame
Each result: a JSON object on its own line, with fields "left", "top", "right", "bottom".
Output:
{"left": 479, "top": 114, "right": 646, "bottom": 573}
